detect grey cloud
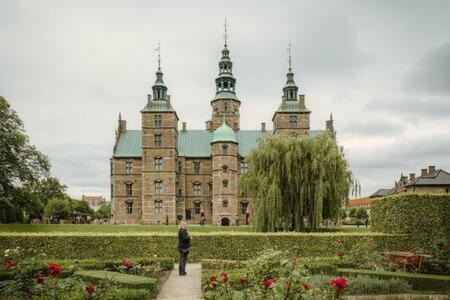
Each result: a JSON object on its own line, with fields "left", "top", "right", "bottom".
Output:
{"left": 341, "top": 119, "right": 405, "bottom": 136}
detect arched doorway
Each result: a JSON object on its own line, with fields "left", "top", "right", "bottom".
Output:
{"left": 221, "top": 218, "right": 230, "bottom": 226}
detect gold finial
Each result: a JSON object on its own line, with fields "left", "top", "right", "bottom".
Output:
{"left": 224, "top": 18, "right": 228, "bottom": 46}
{"left": 154, "top": 42, "right": 161, "bottom": 70}
{"left": 287, "top": 43, "right": 292, "bottom": 70}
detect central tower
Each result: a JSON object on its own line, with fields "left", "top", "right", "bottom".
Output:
{"left": 209, "top": 21, "right": 241, "bottom": 131}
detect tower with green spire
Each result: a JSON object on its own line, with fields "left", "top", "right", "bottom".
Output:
{"left": 141, "top": 45, "right": 179, "bottom": 225}
{"left": 209, "top": 20, "right": 241, "bottom": 131}
{"left": 272, "top": 44, "right": 311, "bottom": 136}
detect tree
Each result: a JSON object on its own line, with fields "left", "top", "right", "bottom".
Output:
{"left": 349, "top": 208, "right": 357, "bottom": 218}
{"left": 71, "top": 200, "right": 94, "bottom": 220}
{"left": 355, "top": 208, "right": 369, "bottom": 221}
{"left": 44, "top": 198, "right": 71, "bottom": 221}
{"left": 0, "top": 96, "right": 50, "bottom": 222}
{"left": 340, "top": 208, "right": 347, "bottom": 220}
{"left": 241, "top": 133, "right": 353, "bottom": 232}
{"left": 96, "top": 204, "right": 111, "bottom": 220}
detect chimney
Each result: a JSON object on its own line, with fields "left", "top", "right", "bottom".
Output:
{"left": 428, "top": 165, "right": 436, "bottom": 174}
{"left": 421, "top": 168, "right": 428, "bottom": 176}
{"left": 147, "top": 94, "right": 152, "bottom": 106}
{"left": 409, "top": 173, "right": 415, "bottom": 180}
{"left": 261, "top": 122, "right": 266, "bottom": 132}
{"left": 299, "top": 94, "right": 305, "bottom": 108}
{"left": 182, "top": 122, "right": 186, "bottom": 132}
{"left": 118, "top": 113, "right": 126, "bottom": 133}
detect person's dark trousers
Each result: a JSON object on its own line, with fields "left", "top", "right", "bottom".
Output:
{"left": 178, "top": 251, "right": 188, "bottom": 275}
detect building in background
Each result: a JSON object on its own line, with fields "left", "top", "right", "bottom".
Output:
{"left": 109, "top": 37, "right": 335, "bottom": 225}
{"left": 346, "top": 197, "right": 372, "bottom": 215}
{"left": 371, "top": 166, "right": 450, "bottom": 197}
{"left": 82, "top": 195, "right": 107, "bottom": 212}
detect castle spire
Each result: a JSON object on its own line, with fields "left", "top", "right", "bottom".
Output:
{"left": 283, "top": 43, "right": 298, "bottom": 101}
{"left": 152, "top": 42, "right": 168, "bottom": 101}
{"left": 224, "top": 18, "right": 228, "bottom": 47}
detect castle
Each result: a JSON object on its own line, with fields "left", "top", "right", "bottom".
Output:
{"left": 110, "top": 39, "right": 335, "bottom": 225}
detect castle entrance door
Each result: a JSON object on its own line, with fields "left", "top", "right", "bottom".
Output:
{"left": 221, "top": 218, "right": 230, "bottom": 226}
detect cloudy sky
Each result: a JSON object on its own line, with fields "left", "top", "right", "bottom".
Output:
{"left": 1, "top": 0, "right": 449, "bottom": 199}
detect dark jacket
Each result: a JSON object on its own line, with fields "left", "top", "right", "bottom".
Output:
{"left": 178, "top": 229, "right": 191, "bottom": 252}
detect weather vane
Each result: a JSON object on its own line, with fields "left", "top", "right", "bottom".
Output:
{"left": 287, "top": 43, "right": 292, "bottom": 70}
{"left": 155, "top": 42, "right": 161, "bottom": 69}
{"left": 224, "top": 18, "right": 228, "bottom": 46}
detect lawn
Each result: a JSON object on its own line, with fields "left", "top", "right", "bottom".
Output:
{"left": 0, "top": 224, "right": 370, "bottom": 233}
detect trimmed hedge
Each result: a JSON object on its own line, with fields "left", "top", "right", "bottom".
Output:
{"left": 337, "top": 268, "right": 450, "bottom": 293}
{"left": 74, "top": 270, "right": 156, "bottom": 293}
{"left": 371, "top": 193, "right": 450, "bottom": 250}
{"left": 0, "top": 232, "right": 408, "bottom": 261}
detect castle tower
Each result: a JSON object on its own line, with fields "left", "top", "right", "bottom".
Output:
{"left": 211, "top": 120, "right": 239, "bottom": 225}
{"left": 272, "top": 45, "right": 311, "bottom": 136}
{"left": 141, "top": 50, "right": 179, "bottom": 224}
{"left": 209, "top": 21, "right": 241, "bottom": 131}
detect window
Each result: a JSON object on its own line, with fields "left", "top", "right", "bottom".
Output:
{"left": 155, "top": 180, "right": 163, "bottom": 194}
{"left": 210, "top": 202, "right": 213, "bottom": 214}
{"left": 125, "top": 161, "right": 133, "bottom": 174}
{"left": 154, "top": 134, "right": 162, "bottom": 147}
{"left": 125, "top": 183, "right": 133, "bottom": 196}
{"left": 194, "top": 203, "right": 201, "bottom": 214}
{"left": 110, "top": 160, "right": 113, "bottom": 175}
{"left": 194, "top": 161, "right": 201, "bottom": 174}
{"left": 126, "top": 202, "right": 133, "bottom": 214}
{"left": 177, "top": 160, "right": 182, "bottom": 173}
{"left": 224, "top": 102, "right": 228, "bottom": 112}
{"left": 222, "top": 198, "right": 228, "bottom": 208}
{"left": 222, "top": 145, "right": 228, "bottom": 155}
{"left": 193, "top": 183, "right": 201, "bottom": 196}
{"left": 223, "top": 180, "right": 228, "bottom": 188}
{"left": 154, "top": 115, "right": 162, "bottom": 127}
{"left": 289, "top": 115, "right": 297, "bottom": 128}
{"left": 155, "top": 200, "right": 163, "bottom": 213}
{"left": 110, "top": 184, "right": 114, "bottom": 197}
{"left": 185, "top": 210, "right": 192, "bottom": 220}
{"left": 241, "top": 202, "right": 249, "bottom": 214}
{"left": 240, "top": 161, "right": 248, "bottom": 174}
{"left": 222, "top": 165, "right": 228, "bottom": 174}
{"left": 208, "top": 182, "right": 213, "bottom": 196}
{"left": 154, "top": 157, "right": 163, "bottom": 170}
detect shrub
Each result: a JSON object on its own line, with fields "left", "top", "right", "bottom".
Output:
{"left": 201, "top": 259, "right": 244, "bottom": 270}
{"left": 0, "top": 232, "right": 408, "bottom": 261}
{"left": 371, "top": 193, "right": 450, "bottom": 250}
{"left": 74, "top": 270, "right": 156, "bottom": 294}
{"left": 337, "top": 268, "right": 450, "bottom": 293}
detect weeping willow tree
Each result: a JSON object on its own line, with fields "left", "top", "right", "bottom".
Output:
{"left": 240, "top": 132, "right": 354, "bottom": 232}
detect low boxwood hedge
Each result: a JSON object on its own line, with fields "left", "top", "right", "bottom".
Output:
{"left": 371, "top": 193, "right": 450, "bottom": 250}
{"left": 0, "top": 232, "right": 408, "bottom": 261}
{"left": 337, "top": 268, "right": 450, "bottom": 293}
{"left": 74, "top": 270, "right": 156, "bottom": 294}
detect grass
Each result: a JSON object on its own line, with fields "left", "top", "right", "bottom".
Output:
{"left": 74, "top": 270, "right": 157, "bottom": 290}
{"left": 0, "top": 224, "right": 370, "bottom": 233}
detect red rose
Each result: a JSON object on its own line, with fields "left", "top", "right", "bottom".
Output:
{"left": 46, "top": 263, "right": 62, "bottom": 277}
{"left": 4, "top": 263, "right": 14, "bottom": 269}
{"left": 338, "top": 239, "right": 344, "bottom": 244}
{"left": 122, "top": 258, "right": 133, "bottom": 269}
{"left": 36, "top": 275, "right": 45, "bottom": 284}
{"left": 86, "top": 283, "right": 96, "bottom": 294}
{"left": 239, "top": 278, "right": 247, "bottom": 286}
{"left": 263, "top": 278, "right": 276, "bottom": 289}
{"left": 220, "top": 271, "right": 228, "bottom": 282}
{"left": 331, "top": 277, "right": 347, "bottom": 293}
{"left": 337, "top": 252, "right": 344, "bottom": 258}
{"left": 302, "top": 282, "right": 311, "bottom": 290}
{"left": 210, "top": 274, "right": 217, "bottom": 282}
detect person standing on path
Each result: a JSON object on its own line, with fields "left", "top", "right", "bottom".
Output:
{"left": 178, "top": 220, "right": 191, "bottom": 276}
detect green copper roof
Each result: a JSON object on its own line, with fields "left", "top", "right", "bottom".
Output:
{"left": 274, "top": 101, "right": 310, "bottom": 113}
{"left": 212, "top": 91, "right": 240, "bottom": 101}
{"left": 141, "top": 100, "right": 177, "bottom": 113}
{"left": 211, "top": 122, "right": 238, "bottom": 144}
{"left": 113, "top": 129, "right": 326, "bottom": 158}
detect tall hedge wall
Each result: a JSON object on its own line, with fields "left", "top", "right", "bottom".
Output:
{"left": 0, "top": 232, "right": 407, "bottom": 261}
{"left": 371, "top": 193, "right": 450, "bottom": 250}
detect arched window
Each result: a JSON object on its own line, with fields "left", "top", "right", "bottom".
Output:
{"left": 222, "top": 198, "right": 228, "bottom": 208}
{"left": 223, "top": 180, "right": 228, "bottom": 188}
{"left": 222, "top": 145, "right": 228, "bottom": 155}
{"left": 224, "top": 81, "right": 228, "bottom": 89}
{"left": 155, "top": 200, "right": 163, "bottom": 213}
{"left": 154, "top": 156, "right": 163, "bottom": 170}
{"left": 125, "top": 182, "right": 133, "bottom": 196}
{"left": 155, "top": 180, "right": 163, "bottom": 194}
{"left": 240, "top": 201, "right": 249, "bottom": 214}
{"left": 193, "top": 182, "right": 202, "bottom": 196}
{"left": 222, "top": 165, "right": 228, "bottom": 174}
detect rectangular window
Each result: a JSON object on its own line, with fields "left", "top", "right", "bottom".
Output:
{"left": 155, "top": 181, "right": 163, "bottom": 194}
{"left": 289, "top": 115, "right": 297, "bottom": 128}
{"left": 185, "top": 210, "right": 192, "bottom": 220}
{"left": 194, "top": 203, "right": 201, "bottom": 214}
{"left": 177, "top": 160, "right": 182, "bottom": 173}
{"left": 178, "top": 189, "right": 183, "bottom": 196}
{"left": 126, "top": 202, "right": 133, "bottom": 214}
{"left": 208, "top": 182, "right": 213, "bottom": 196}
{"left": 223, "top": 199, "right": 228, "bottom": 208}
{"left": 154, "top": 115, "right": 162, "bottom": 127}
{"left": 125, "top": 183, "right": 133, "bottom": 196}
{"left": 154, "top": 134, "right": 162, "bottom": 147}
{"left": 154, "top": 157, "right": 163, "bottom": 170}
{"left": 125, "top": 161, "right": 133, "bottom": 174}
{"left": 241, "top": 202, "right": 248, "bottom": 214}
{"left": 193, "top": 183, "right": 201, "bottom": 196}
{"left": 240, "top": 161, "right": 248, "bottom": 174}
{"left": 222, "top": 145, "right": 228, "bottom": 155}
{"left": 155, "top": 201, "right": 163, "bottom": 213}
{"left": 194, "top": 161, "right": 201, "bottom": 174}
{"left": 210, "top": 202, "right": 213, "bottom": 214}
